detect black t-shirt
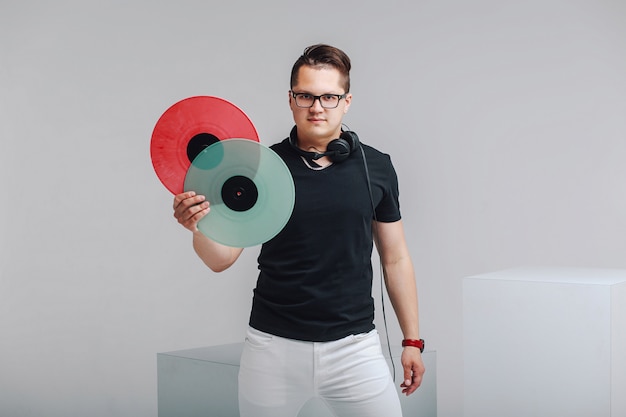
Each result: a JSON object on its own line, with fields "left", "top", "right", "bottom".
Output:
{"left": 248, "top": 137, "right": 402, "bottom": 342}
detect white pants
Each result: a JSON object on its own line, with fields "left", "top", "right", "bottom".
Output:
{"left": 238, "top": 327, "right": 403, "bottom": 417}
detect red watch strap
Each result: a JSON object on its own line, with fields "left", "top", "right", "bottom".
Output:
{"left": 402, "top": 338, "right": 425, "bottom": 352}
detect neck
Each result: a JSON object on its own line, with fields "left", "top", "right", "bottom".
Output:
{"left": 297, "top": 141, "right": 333, "bottom": 167}
{"left": 290, "top": 128, "right": 336, "bottom": 167}
{"left": 295, "top": 130, "right": 342, "bottom": 152}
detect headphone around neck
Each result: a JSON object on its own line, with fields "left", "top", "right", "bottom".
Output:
{"left": 288, "top": 126, "right": 360, "bottom": 163}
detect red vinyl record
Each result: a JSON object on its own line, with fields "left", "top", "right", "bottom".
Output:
{"left": 150, "top": 96, "right": 259, "bottom": 194}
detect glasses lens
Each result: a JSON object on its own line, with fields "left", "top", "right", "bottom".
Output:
{"left": 320, "top": 95, "right": 339, "bottom": 108}
{"left": 295, "top": 94, "right": 314, "bottom": 108}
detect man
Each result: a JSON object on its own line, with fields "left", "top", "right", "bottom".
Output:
{"left": 173, "top": 44, "right": 424, "bottom": 417}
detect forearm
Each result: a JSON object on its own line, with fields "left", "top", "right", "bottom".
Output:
{"left": 192, "top": 230, "right": 243, "bottom": 272}
{"left": 380, "top": 242, "right": 425, "bottom": 395}
{"left": 374, "top": 220, "right": 421, "bottom": 340}
{"left": 383, "top": 257, "right": 420, "bottom": 340}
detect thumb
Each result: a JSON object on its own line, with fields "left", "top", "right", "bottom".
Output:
{"left": 403, "top": 365, "right": 413, "bottom": 386}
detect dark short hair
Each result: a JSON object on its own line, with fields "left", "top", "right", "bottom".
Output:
{"left": 290, "top": 44, "right": 351, "bottom": 93}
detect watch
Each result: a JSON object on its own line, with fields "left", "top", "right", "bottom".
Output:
{"left": 402, "top": 338, "right": 425, "bottom": 353}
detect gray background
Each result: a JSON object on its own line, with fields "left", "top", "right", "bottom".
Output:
{"left": 1, "top": 1, "right": 625, "bottom": 416}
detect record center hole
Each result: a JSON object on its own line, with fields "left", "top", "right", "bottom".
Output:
{"left": 187, "top": 133, "right": 219, "bottom": 162}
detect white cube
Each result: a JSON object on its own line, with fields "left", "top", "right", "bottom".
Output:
{"left": 463, "top": 267, "right": 626, "bottom": 417}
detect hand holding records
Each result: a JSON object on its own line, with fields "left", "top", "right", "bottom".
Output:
{"left": 172, "top": 190, "right": 243, "bottom": 272}
{"left": 172, "top": 190, "right": 209, "bottom": 233}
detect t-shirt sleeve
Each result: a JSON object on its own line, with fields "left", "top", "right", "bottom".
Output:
{"left": 373, "top": 154, "right": 402, "bottom": 222}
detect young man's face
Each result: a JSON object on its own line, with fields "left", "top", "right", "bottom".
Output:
{"left": 289, "top": 65, "right": 352, "bottom": 145}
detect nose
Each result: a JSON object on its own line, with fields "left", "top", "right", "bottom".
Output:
{"left": 309, "top": 97, "right": 324, "bottom": 111}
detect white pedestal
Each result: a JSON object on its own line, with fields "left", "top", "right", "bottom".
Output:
{"left": 463, "top": 267, "right": 626, "bottom": 417}
{"left": 158, "top": 343, "right": 437, "bottom": 417}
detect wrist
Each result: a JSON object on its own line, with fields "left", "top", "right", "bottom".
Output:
{"left": 402, "top": 338, "right": 425, "bottom": 353}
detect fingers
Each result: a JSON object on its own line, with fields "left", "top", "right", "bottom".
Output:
{"left": 173, "top": 191, "right": 201, "bottom": 210}
{"left": 173, "top": 191, "right": 210, "bottom": 232}
{"left": 400, "top": 351, "right": 425, "bottom": 396}
{"left": 400, "top": 366, "right": 423, "bottom": 395}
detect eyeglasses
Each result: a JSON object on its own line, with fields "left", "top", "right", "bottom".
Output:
{"left": 291, "top": 91, "right": 347, "bottom": 109}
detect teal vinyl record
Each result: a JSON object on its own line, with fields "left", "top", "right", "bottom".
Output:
{"left": 184, "top": 139, "right": 295, "bottom": 248}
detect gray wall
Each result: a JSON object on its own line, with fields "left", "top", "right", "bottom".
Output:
{"left": 1, "top": 1, "right": 625, "bottom": 416}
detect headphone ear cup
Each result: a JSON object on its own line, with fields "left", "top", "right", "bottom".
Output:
{"left": 327, "top": 131, "right": 360, "bottom": 162}
{"left": 326, "top": 138, "right": 352, "bottom": 162}
{"left": 340, "top": 131, "right": 360, "bottom": 151}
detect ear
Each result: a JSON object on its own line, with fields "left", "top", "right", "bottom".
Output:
{"left": 343, "top": 93, "right": 352, "bottom": 114}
